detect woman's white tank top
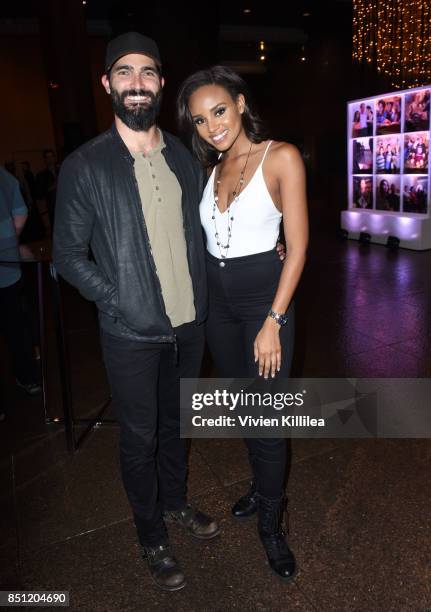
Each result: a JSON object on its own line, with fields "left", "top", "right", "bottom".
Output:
{"left": 200, "top": 141, "right": 282, "bottom": 258}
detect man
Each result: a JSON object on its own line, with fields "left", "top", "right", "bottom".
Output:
{"left": 376, "top": 99, "right": 385, "bottom": 126}
{"left": 358, "top": 102, "right": 368, "bottom": 137}
{"left": 0, "top": 166, "right": 42, "bottom": 403}
{"left": 53, "top": 32, "right": 218, "bottom": 592}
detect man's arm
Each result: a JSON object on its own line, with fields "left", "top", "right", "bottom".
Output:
{"left": 10, "top": 175, "right": 28, "bottom": 236}
{"left": 53, "top": 156, "right": 118, "bottom": 316}
{"left": 13, "top": 214, "right": 28, "bottom": 237}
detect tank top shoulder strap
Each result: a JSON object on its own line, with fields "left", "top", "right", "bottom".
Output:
{"left": 258, "top": 140, "right": 273, "bottom": 168}
{"left": 208, "top": 165, "right": 216, "bottom": 184}
{"left": 209, "top": 153, "right": 222, "bottom": 183}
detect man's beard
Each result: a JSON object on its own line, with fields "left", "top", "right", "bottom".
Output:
{"left": 111, "top": 87, "right": 162, "bottom": 131}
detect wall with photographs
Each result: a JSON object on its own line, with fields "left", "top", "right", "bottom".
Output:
{"left": 348, "top": 87, "right": 430, "bottom": 216}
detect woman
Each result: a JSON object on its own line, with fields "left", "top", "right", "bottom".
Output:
{"left": 414, "top": 137, "right": 426, "bottom": 169}
{"left": 376, "top": 178, "right": 391, "bottom": 210}
{"left": 177, "top": 66, "right": 308, "bottom": 580}
{"left": 385, "top": 144, "right": 394, "bottom": 173}
{"left": 352, "top": 109, "right": 361, "bottom": 136}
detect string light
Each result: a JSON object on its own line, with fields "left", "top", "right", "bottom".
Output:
{"left": 258, "top": 41, "right": 266, "bottom": 63}
{"left": 300, "top": 44, "right": 306, "bottom": 63}
{"left": 353, "top": 0, "right": 431, "bottom": 88}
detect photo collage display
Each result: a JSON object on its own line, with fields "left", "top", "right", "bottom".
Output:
{"left": 350, "top": 88, "right": 430, "bottom": 214}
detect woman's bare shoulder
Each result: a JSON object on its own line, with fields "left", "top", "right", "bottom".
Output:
{"left": 266, "top": 141, "right": 304, "bottom": 171}
{"left": 269, "top": 140, "right": 301, "bottom": 158}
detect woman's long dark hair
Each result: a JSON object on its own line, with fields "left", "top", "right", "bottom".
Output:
{"left": 177, "top": 65, "right": 267, "bottom": 167}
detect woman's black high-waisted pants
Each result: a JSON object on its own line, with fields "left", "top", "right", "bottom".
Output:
{"left": 205, "top": 248, "right": 295, "bottom": 499}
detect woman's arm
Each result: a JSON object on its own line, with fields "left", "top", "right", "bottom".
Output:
{"left": 254, "top": 143, "right": 309, "bottom": 379}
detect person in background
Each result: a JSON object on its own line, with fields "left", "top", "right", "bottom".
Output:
{"left": 376, "top": 100, "right": 386, "bottom": 125}
{"left": 19, "top": 160, "right": 46, "bottom": 244}
{"left": 36, "top": 149, "right": 59, "bottom": 233}
{"left": 21, "top": 161, "right": 36, "bottom": 205}
{"left": 0, "top": 166, "right": 41, "bottom": 402}
{"left": 376, "top": 145, "right": 385, "bottom": 173}
{"left": 376, "top": 178, "right": 391, "bottom": 210}
{"left": 366, "top": 105, "right": 373, "bottom": 134}
{"left": 358, "top": 102, "right": 368, "bottom": 137}
{"left": 387, "top": 183, "right": 400, "bottom": 211}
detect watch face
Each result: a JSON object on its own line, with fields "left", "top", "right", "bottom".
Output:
{"left": 269, "top": 310, "right": 288, "bottom": 325}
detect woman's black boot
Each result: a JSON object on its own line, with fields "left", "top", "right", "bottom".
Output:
{"left": 257, "top": 494, "right": 296, "bottom": 580}
{"left": 231, "top": 480, "right": 258, "bottom": 518}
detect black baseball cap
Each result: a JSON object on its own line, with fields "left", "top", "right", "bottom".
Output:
{"left": 105, "top": 32, "right": 162, "bottom": 73}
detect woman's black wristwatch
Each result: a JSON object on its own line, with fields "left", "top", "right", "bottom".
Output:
{"left": 267, "top": 309, "right": 288, "bottom": 326}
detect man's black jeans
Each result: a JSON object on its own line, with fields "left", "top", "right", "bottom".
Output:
{"left": 0, "top": 279, "right": 39, "bottom": 385}
{"left": 100, "top": 320, "right": 204, "bottom": 546}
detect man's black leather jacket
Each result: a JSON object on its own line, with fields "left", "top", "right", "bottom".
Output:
{"left": 53, "top": 124, "right": 208, "bottom": 342}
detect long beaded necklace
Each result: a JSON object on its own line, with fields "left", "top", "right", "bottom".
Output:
{"left": 212, "top": 142, "right": 253, "bottom": 266}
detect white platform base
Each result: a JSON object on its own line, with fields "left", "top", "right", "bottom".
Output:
{"left": 341, "top": 209, "right": 431, "bottom": 250}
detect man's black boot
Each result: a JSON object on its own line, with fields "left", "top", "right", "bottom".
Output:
{"left": 142, "top": 543, "right": 186, "bottom": 591}
{"left": 257, "top": 494, "right": 296, "bottom": 580}
{"left": 231, "top": 480, "right": 258, "bottom": 518}
{"left": 163, "top": 505, "right": 220, "bottom": 539}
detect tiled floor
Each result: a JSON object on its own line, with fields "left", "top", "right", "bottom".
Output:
{"left": 1, "top": 217, "right": 430, "bottom": 611}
